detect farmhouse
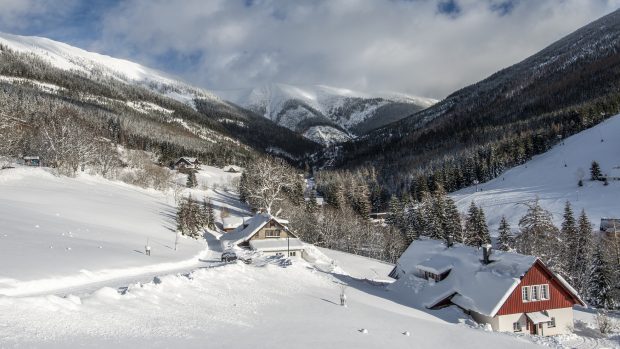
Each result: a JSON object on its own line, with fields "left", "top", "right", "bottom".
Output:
{"left": 221, "top": 213, "right": 305, "bottom": 258}
{"left": 222, "top": 165, "right": 241, "bottom": 173}
{"left": 388, "top": 239, "right": 585, "bottom": 336}
{"left": 173, "top": 157, "right": 200, "bottom": 170}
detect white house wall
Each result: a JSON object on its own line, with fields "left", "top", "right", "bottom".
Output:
{"left": 470, "top": 308, "right": 573, "bottom": 336}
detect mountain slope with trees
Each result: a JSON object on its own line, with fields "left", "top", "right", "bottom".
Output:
{"left": 335, "top": 9, "right": 620, "bottom": 197}
{"left": 0, "top": 32, "right": 320, "bottom": 167}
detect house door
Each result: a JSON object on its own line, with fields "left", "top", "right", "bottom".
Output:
{"left": 527, "top": 319, "right": 537, "bottom": 335}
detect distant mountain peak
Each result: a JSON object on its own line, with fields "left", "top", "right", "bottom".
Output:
{"left": 213, "top": 83, "right": 436, "bottom": 145}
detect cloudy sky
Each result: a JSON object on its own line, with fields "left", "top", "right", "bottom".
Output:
{"left": 0, "top": 0, "right": 619, "bottom": 99}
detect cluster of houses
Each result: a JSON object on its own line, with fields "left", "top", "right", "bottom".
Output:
{"left": 224, "top": 209, "right": 590, "bottom": 337}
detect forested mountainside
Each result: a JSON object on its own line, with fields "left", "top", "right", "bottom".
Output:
{"left": 335, "top": 9, "right": 620, "bottom": 197}
{"left": 215, "top": 83, "right": 436, "bottom": 145}
{"left": 0, "top": 33, "right": 319, "bottom": 167}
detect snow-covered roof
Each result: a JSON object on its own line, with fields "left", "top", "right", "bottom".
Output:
{"left": 416, "top": 259, "right": 453, "bottom": 275}
{"left": 220, "top": 213, "right": 292, "bottom": 245}
{"left": 23, "top": 156, "right": 40, "bottom": 160}
{"left": 526, "top": 311, "right": 551, "bottom": 324}
{"left": 222, "top": 165, "right": 241, "bottom": 172}
{"left": 249, "top": 238, "right": 304, "bottom": 252}
{"left": 222, "top": 216, "right": 245, "bottom": 230}
{"left": 177, "top": 157, "right": 198, "bottom": 163}
{"left": 389, "top": 239, "right": 539, "bottom": 317}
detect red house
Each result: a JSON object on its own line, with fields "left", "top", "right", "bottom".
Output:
{"left": 388, "top": 239, "right": 585, "bottom": 336}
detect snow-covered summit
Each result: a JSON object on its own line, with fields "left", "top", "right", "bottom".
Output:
{"left": 214, "top": 83, "right": 437, "bottom": 144}
{"left": 0, "top": 32, "right": 220, "bottom": 106}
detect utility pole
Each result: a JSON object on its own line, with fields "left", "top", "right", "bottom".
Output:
{"left": 174, "top": 232, "right": 179, "bottom": 251}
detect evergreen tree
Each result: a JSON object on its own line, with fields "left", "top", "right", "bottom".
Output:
{"left": 443, "top": 196, "right": 462, "bottom": 245}
{"left": 589, "top": 242, "right": 617, "bottom": 309}
{"left": 475, "top": 205, "right": 491, "bottom": 246}
{"left": 186, "top": 170, "right": 197, "bottom": 188}
{"left": 428, "top": 189, "right": 446, "bottom": 240}
{"left": 573, "top": 209, "right": 594, "bottom": 296}
{"left": 497, "top": 216, "right": 513, "bottom": 251}
{"left": 306, "top": 191, "right": 319, "bottom": 213}
{"left": 561, "top": 201, "right": 578, "bottom": 281}
{"left": 385, "top": 196, "right": 403, "bottom": 229}
{"left": 206, "top": 198, "right": 215, "bottom": 230}
{"left": 464, "top": 202, "right": 490, "bottom": 247}
{"left": 176, "top": 195, "right": 203, "bottom": 238}
{"left": 590, "top": 161, "right": 602, "bottom": 181}
{"left": 464, "top": 202, "right": 479, "bottom": 246}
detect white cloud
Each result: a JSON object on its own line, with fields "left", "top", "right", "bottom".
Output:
{"left": 3, "top": 0, "right": 620, "bottom": 99}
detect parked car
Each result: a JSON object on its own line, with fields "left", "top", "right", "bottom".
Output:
{"left": 221, "top": 250, "right": 237, "bottom": 262}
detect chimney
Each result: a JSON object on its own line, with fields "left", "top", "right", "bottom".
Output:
{"left": 482, "top": 244, "right": 492, "bottom": 264}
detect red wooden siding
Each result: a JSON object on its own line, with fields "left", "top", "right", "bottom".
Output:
{"left": 496, "top": 261, "right": 579, "bottom": 315}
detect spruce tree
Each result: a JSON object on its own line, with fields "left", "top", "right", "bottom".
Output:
{"left": 186, "top": 170, "right": 197, "bottom": 188}
{"left": 573, "top": 209, "right": 594, "bottom": 296}
{"left": 589, "top": 243, "right": 616, "bottom": 309}
{"left": 590, "top": 161, "right": 602, "bottom": 181}
{"left": 561, "top": 201, "right": 578, "bottom": 281}
{"left": 464, "top": 202, "right": 479, "bottom": 246}
{"left": 464, "top": 202, "right": 489, "bottom": 247}
{"left": 443, "top": 196, "right": 462, "bottom": 245}
{"left": 428, "top": 188, "right": 446, "bottom": 240}
{"left": 306, "top": 191, "right": 319, "bottom": 213}
{"left": 206, "top": 198, "right": 215, "bottom": 230}
{"left": 497, "top": 216, "right": 513, "bottom": 251}
{"left": 475, "top": 206, "right": 491, "bottom": 247}
{"left": 385, "top": 196, "right": 403, "bottom": 229}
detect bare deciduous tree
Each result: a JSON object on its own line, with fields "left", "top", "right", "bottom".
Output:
{"left": 241, "top": 157, "right": 296, "bottom": 214}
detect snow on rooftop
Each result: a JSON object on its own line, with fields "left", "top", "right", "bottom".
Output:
{"left": 389, "top": 239, "right": 537, "bottom": 317}
{"left": 220, "top": 213, "right": 290, "bottom": 245}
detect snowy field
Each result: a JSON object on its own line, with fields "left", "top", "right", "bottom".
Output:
{"left": 0, "top": 167, "right": 210, "bottom": 297}
{"left": 1, "top": 255, "right": 546, "bottom": 349}
{"left": 1, "top": 163, "right": 618, "bottom": 348}
{"left": 452, "top": 113, "right": 620, "bottom": 231}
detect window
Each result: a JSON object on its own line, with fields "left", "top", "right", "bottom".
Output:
{"left": 423, "top": 271, "right": 439, "bottom": 281}
{"left": 513, "top": 322, "right": 522, "bottom": 332}
{"left": 522, "top": 286, "right": 530, "bottom": 302}
{"left": 540, "top": 284, "right": 550, "bottom": 300}
{"left": 264, "top": 229, "right": 281, "bottom": 238}
{"left": 289, "top": 251, "right": 296, "bottom": 257}
{"left": 531, "top": 285, "right": 539, "bottom": 301}
{"left": 548, "top": 317, "right": 556, "bottom": 328}
{"left": 522, "top": 284, "right": 550, "bottom": 303}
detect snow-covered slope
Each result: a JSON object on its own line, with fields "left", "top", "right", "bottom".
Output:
{"left": 0, "top": 247, "right": 546, "bottom": 348}
{"left": 215, "top": 83, "right": 436, "bottom": 145}
{"left": 0, "top": 167, "right": 209, "bottom": 296}
{"left": 451, "top": 114, "right": 620, "bottom": 232}
{"left": 0, "top": 32, "right": 219, "bottom": 106}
